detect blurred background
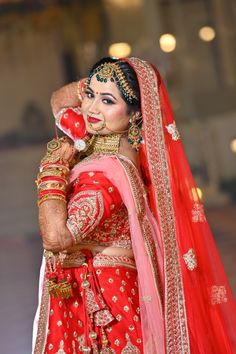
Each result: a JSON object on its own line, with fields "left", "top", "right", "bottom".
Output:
{"left": 0, "top": 0, "right": 235, "bottom": 353}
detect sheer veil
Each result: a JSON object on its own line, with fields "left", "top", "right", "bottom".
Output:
{"left": 125, "top": 57, "right": 236, "bottom": 354}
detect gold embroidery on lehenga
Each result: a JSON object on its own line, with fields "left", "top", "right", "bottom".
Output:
{"left": 121, "top": 333, "right": 140, "bottom": 354}
{"left": 67, "top": 190, "right": 104, "bottom": 242}
{"left": 81, "top": 204, "right": 132, "bottom": 249}
{"left": 128, "top": 58, "right": 190, "bottom": 354}
{"left": 211, "top": 285, "right": 228, "bottom": 305}
{"left": 33, "top": 274, "right": 50, "bottom": 354}
{"left": 94, "top": 309, "right": 114, "bottom": 327}
{"left": 56, "top": 340, "right": 66, "bottom": 354}
{"left": 183, "top": 248, "right": 198, "bottom": 271}
{"left": 192, "top": 202, "right": 206, "bottom": 223}
{"left": 166, "top": 121, "right": 180, "bottom": 141}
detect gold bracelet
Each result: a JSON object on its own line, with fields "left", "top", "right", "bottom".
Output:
{"left": 37, "top": 169, "right": 68, "bottom": 180}
{"left": 39, "top": 164, "right": 70, "bottom": 174}
{"left": 38, "top": 182, "right": 67, "bottom": 193}
{"left": 38, "top": 195, "right": 66, "bottom": 206}
{"left": 40, "top": 154, "right": 70, "bottom": 167}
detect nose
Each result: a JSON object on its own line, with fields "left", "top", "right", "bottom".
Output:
{"left": 87, "top": 97, "right": 100, "bottom": 115}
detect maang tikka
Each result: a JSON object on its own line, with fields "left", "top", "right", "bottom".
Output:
{"left": 87, "top": 62, "right": 138, "bottom": 104}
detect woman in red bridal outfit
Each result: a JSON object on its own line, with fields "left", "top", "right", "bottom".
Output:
{"left": 32, "top": 57, "right": 236, "bottom": 354}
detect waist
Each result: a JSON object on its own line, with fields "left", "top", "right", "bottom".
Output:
{"left": 66, "top": 243, "right": 133, "bottom": 257}
{"left": 62, "top": 249, "right": 136, "bottom": 270}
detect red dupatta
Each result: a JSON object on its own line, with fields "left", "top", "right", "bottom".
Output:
{"left": 52, "top": 57, "right": 236, "bottom": 353}
{"left": 125, "top": 57, "right": 236, "bottom": 353}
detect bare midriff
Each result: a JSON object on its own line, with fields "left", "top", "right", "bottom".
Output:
{"left": 66, "top": 243, "right": 134, "bottom": 259}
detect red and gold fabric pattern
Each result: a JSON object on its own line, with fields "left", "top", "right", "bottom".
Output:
{"left": 44, "top": 253, "right": 143, "bottom": 354}
{"left": 67, "top": 171, "right": 124, "bottom": 244}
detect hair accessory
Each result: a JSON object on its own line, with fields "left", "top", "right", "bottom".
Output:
{"left": 87, "top": 62, "right": 138, "bottom": 103}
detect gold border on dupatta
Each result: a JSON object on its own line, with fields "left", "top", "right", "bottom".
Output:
{"left": 33, "top": 276, "right": 50, "bottom": 354}
{"left": 118, "top": 157, "right": 163, "bottom": 302}
{"left": 127, "top": 58, "right": 190, "bottom": 354}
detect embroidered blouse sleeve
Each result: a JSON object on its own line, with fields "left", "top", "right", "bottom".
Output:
{"left": 66, "top": 171, "right": 122, "bottom": 243}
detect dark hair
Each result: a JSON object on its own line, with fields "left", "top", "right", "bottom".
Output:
{"left": 88, "top": 57, "right": 141, "bottom": 114}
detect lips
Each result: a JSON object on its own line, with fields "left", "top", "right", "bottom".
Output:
{"left": 87, "top": 116, "right": 102, "bottom": 123}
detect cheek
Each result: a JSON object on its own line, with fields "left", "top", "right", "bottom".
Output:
{"left": 81, "top": 98, "right": 90, "bottom": 112}
{"left": 105, "top": 105, "right": 128, "bottom": 121}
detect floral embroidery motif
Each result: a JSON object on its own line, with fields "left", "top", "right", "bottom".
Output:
{"left": 192, "top": 202, "right": 206, "bottom": 223}
{"left": 114, "top": 339, "right": 120, "bottom": 346}
{"left": 77, "top": 334, "right": 85, "bottom": 351}
{"left": 85, "top": 288, "right": 101, "bottom": 314}
{"left": 67, "top": 191, "right": 104, "bottom": 242}
{"left": 94, "top": 309, "right": 114, "bottom": 327}
{"left": 121, "top": 333, "right": 140, "bottom": 354}
{"left": 211, "top": 285, "right": 228, "bottom": 305}
{"left": 116, "top": 314, "right": 122, "bottom": 321}
{"left": 112, "top": 296, "right": 118, "bottom": 302}
{"left": 166, "top": 121, "right": 180, "bottom": 141}
{"left": 142, "top": 295, "right": 152, "bottom": 302}
{"left": 183, "top": 248, "right": 197, "bottom": 271}
{"left": 79, "top": 203, "right": 132, "bottom": 249}
{"left": 56, "top": 340, "right": 66, "bottom": 354}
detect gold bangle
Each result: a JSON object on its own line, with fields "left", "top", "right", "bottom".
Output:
{"left": 39, "top": 164, "right": 70, "bottom": 174}
{"left": 38, "top": 183, "right": 67, "bottom": 193}
{"left": 38, "top": 195, "right": 66, "bottom": 206}
{"left": 37, "top": 169, "right": 68, "bottom": 180}
{"left": 37, "top": 180, "right": 67, "bottom": 188}
{"left": 40, "top": 154, "right": 70, "bottom": 166}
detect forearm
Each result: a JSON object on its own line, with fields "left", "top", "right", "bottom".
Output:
{"left": 38, "top": 200, "right": 73, "bottom": 252}
{"left": 51, "top": 79, "right": 86, "bottom": 116}
{"left": 36, "top": 137, "right": 77, "bottom": 252}
{"left": 51, "top": 82, "right": 78, "bottom": 116}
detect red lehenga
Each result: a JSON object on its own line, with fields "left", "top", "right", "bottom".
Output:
{"left": 33, "top": 58, "right": 236, "bottom": 354}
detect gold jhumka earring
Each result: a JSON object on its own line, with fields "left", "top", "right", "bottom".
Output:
{"left": 128, "top": 112, "right": 142, "bottom": 150}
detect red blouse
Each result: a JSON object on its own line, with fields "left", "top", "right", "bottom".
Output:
{"left": 66, "top": 170, "right": 132, "bottom": 249}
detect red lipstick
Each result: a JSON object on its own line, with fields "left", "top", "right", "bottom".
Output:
{"left": 87, "top": 116, "right": 102, "bottom": 123}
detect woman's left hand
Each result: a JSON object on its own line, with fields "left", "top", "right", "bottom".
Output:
{"left": 39, "top": 200, "right": 74, "bottom": 253}
{"left": 42, "top": 136, "right": 78, "bottom": 168}
{"left": 37, "top": 137, "right": 77, "bottom": 253}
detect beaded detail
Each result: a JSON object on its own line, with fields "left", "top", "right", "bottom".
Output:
{"left": 81, "top": 204, "right": 132, "bottom": 249}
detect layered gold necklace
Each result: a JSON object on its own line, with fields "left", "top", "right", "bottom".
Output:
{"left": 84, "top": 133, "right": 124, "bottom": 155}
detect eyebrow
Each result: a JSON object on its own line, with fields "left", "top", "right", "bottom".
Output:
{"left": 86, "top": 86, "right": 117, "bottom": 101}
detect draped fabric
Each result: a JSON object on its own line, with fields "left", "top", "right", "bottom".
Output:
{"left": 70, "top": 155, "right": 166, "bottom": 353}
{"left": 32, "top": 155, "right": 165, "bottom": 354}
{"left": 33, "top": 57, "right": 236, "bottom": 354}
{"left": 125, "top": 57, "right": 236, "bottom": 353}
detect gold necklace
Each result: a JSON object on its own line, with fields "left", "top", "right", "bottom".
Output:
{"left": 85, "top": 133, "right": 123, "bottom": 155}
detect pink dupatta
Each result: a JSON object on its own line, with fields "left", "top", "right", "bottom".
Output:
{"left": 70, "top": 155, "right": 166, "bottom": 353}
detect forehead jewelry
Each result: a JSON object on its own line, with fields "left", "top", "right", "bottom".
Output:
{"left": 87, "top": 62, "right": 138, "bottom": 104}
